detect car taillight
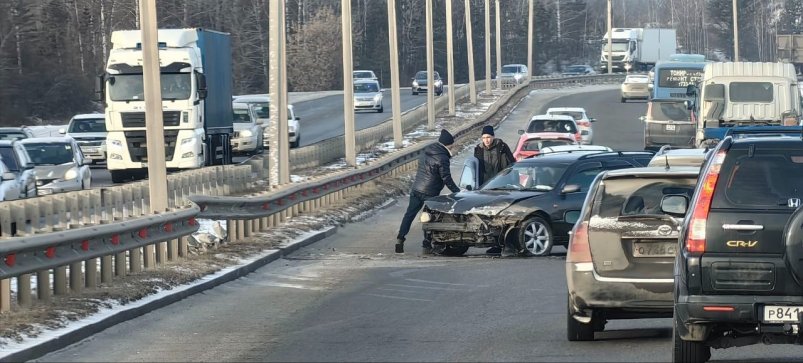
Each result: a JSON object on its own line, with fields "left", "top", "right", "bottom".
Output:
{"left": 567, "top": 221, "right": 591, "bottom": 263}
{"left": 575, "top": 133, "right": 582, "bottom": 141}
{"left": 577, "top": 121, "right": 590, "bottom": 127}
{"left": 687, "top": 151, "right": 726, "bottom": 254}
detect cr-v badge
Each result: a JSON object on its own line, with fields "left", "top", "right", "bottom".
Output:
{"left": 726, "top": 240, "right": 758, "bottom": 248}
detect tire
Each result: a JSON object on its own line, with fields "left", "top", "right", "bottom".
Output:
{"left": 567, "top": 294, "right": 595, "bottom": 341}
{"left": 110, "top": 170, "right": 128, "bottom": 184}
{"left": 378, "top": 105, "right": 384, "bottom": 113}
{"left": 412, "top": 90, "right": 418, "bottom": 96}
{"left": 431, "top": 243, "right": 469, "bottom": 256}
{"left": 621, "top": 97, "right": 626, "bottom": 103}
{"left": 672, "top": 313, "right": 711, "bottom": 363}
{"left": 519, "top": 216, "right": 553, "bottom": 256}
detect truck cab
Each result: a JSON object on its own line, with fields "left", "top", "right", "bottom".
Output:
{"left": 688, "top": 62, "right": 801, "bottom": 147}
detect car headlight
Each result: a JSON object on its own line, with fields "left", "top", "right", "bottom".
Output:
{"left": 240, "top": 130, "right": 253, "bottom": 138}
{"left": 288, "top": 125, "right": 296, "bottom": 133}
{"left": 435, "top": 80, "right": 442, "bottom": 86}
{"left": 181, "top": 137, "right": 194, "bottom": 145}
{"left": 412, "top": 81, "right": 419, "bottom": 87}
{"left": 514, "top": 74, "right": 522, "bottom": 80}
{"left": 420, "top": 212, "right": 432, "bottom": 223}
{"left": 373, "top": 94, "right": 382, "bottom": 102}
{"left": 63, "top": 169, "right": 79, "bottom": 181}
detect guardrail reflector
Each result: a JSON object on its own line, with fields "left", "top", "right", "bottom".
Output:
{"left": 188, "top": 217, "right": 198, "bottom": 226}
{"left": 45, "top": 247, "right": 56, "bottom": 258}
{"left": 4, "top": 253, "right": 15, "bottom": 267}
{"left": 138, "top": 228, "right": 148, "bottom": 238}
{"left": 164, "top": 223, "right": 174, "bottom": 232}
{"left": 111, "top": 234, "right": 120, "bottom": 245}
{"left": 81, "top": 240, "right": 90, "bottom": 251}
{"left": 262, "top": 203, "right": 270, "bottom": 210}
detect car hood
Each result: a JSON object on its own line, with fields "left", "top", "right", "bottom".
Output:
{"left": 68, "top": 132, "right": 107, "bottom": 141}
{"left": 233, "top": 123, "right": 255, "bottom": 131}
{"left": 424, "top": 190, "right": 545, "bottom": 216}
{"left": 31, "top": 164, "right": 75, "bottom": 179}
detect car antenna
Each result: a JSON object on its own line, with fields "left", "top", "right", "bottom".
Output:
{"left": 664, "top": 155, "right": 670, "bottom": 171}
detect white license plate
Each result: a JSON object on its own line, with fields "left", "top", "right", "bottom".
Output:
{"left": 632, "top": 242, "right": 677, "bottom": 257}
{"left": 665, "top": 124, "right": 676, "bottom": 131}
{"left": 763, "top": 305, "right": 803, "bottom": 323}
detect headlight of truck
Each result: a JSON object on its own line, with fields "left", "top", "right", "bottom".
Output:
{"left": 240, "top": 130, "right": 253, "bottom": 138}
{"left": 63, "top": 169, "right": 79, "bottom": 181}
{"left": 110, "top": 153, "right": 123, "bottom": 160}
{"left": 181, "top": 137, "right": 195, "bottom": 145}
{"left": 110, "top": 140, "right": 122, "bottom": 148}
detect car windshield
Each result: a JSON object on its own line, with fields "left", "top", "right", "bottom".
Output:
{"left": 415, "top": 71, "right": 438, "bottom": 80}
{"left": 23, "top": 143, "right": 75, "bottom": 166}
{"left": 714, "top": 149, "right": 803, "bottom": 209}
{"left": 232, "top": 108, "right": 252, "bottom": 123}
{"left": 549, "top": 111, "right": 584, "bottom": 120}
{"left": 595, "top": 177, "right": 698, "bottom": 217}
{"left": 354, "top": 83, "right": 379, "bottom": 93}
{"left": 108, "top": 73, "right": 191, "bottom": 101}
{"left": 0, "top": 131, "right": 28, "bottom": 141}
{"left": 502, "top": 66, "right": 521, "bottom": 73}
{"left": 603, "top": 42, "right": 630, "bottom": 52}
{"left": 527, "top": 119, "right": 577, "bottom": 134}
{"left": 68, "top": 118, "right": 106, "bottom": 133}
{"left": 0, "top": 147, "right": 19, "bottom": 171}
{"left": 248, "top": 103, "right": 270, "bottom": 119}
{"left": 353, "top": 71, "right": 374, "bottom": 79}
{"left": 522, "top": 138, "right": 574, "bottom": 151}
{"left": 565, "top": 66, "right": 587, "bottom": 73}
{"left": 483, "top": 163, "right": 568, "bottom": 191}
{"left": 650, "top": 102, "right": 690, "bottom": 121}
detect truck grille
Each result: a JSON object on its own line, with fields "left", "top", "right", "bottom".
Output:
{"left": 123, "top": 130, "right": 179, "bottom": 162}
{"left": 121, "top": 111, "right": 181, "bottom": 128}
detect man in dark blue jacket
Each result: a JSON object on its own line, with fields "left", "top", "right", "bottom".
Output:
{"left": 396, "top": 129, "right": 460, "bottom": 254}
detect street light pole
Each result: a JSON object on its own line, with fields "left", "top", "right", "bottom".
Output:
{"left": 268, "top": 0, "right": 286, "bottom": 185}
{"left": 607, "top": 0, "right": 612, "bottom": 74}
{"left": 494, "top": 0, "right": 501, "bottom": 88}
{"left": 527, "top": 0, "right": 534, "bottom": 80}
{"left": 732, "top": 0, "right": 739, "bottom": 61}
{"left": 464, "top": 0, "right": 477, "bottom": 104}
{"left": 446, "top": 0, "right": 455, "bottom": 116}
{"left": 342, "top": 0, "right": 356, "bottom": 165}
{"left": 387, "top": 0, "right": 403, "bottom": 147}
{"left": 484, "top": 0, "right": 491, "bottom": 93}
{"left": 278, "top": 0, "right": 289, "bottom": 184}
{"left": 425, "top": 0, "right": 435, "bottom": 130}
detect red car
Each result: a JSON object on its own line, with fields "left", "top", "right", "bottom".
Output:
{"left": 512, "top": 132, "right": 578, "bottom": 161}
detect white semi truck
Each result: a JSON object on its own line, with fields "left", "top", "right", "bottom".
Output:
{"left": 98, "top": 28, "right": 234, "bottom": 183}
{"left": 600, "top": 28, "right": 677, "bottom": 73}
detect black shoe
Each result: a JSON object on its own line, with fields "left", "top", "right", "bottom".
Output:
{"left": 395, "top": 238, "right": 405, "bottom": 254}
{"left": 485, "top": 246, "right": 502, "bottom": 254}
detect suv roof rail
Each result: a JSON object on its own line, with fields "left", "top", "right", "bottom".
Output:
{"left": 577, "top": 151, "right": 655, "bottom": 160}
{"left": 724, "top": 126, "right": 803, "bottom": 138}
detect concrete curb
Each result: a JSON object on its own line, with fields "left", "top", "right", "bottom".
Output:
{"left": 0, "top": 227, "right": 338, "bottom": 363}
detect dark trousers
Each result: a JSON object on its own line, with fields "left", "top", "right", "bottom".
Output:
{"left": 397, "top": 190, "right": 434, "bottom": 244}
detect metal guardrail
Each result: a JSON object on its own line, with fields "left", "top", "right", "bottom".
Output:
{"left": 0, "top": 74, "right": 623, "bottom": 312}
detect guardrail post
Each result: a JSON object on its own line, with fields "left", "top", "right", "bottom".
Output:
{"left": 156, "top": 240, "right": 167, "bottom": 264}
{"left": 237, "top": 219, "right": 246, "bottom": 240}
{"left": 86, "top": 258, "right": 98, "bottom": 289}
{"left": 130, "top": 246, "right": 143, "bottom": 273}
{"left": 0, "top": 278, "right": 10, "bottom": 312}
{"left": 1, "top": 202, "right": 14, "bottom": 237}
{"left": 132, "top": 185, "right": 143, "bottom": 216}
{"left": 37, "top": 270, "right": 50, "bottom": 301}
{"left": 11, "top": 201, "right": 27, "bottom": 237}
{"left": 90, "top": 189, "right": 102, "bottom": 225}
{"left": 179, "top": 236, "right": 189, "bottom": 257}
{"left": 70, "top": 262, "right": 83, "bottom": 293}
{"left": 54, "top": 266, "right": 68, "bottom": 295}
{"left": 116, "top": 251, "right": 127, "bottom": 277}
{"left": 226, "top": 220, "right": 236, "bottom": 242}
{"left": 67, "top": 193, "right": 80, "bottom": 226}
{"left": 271, "top": 213, "right": 279, "bottom": 227}
{"left": 168, "top": 238, "right": 179, "bottom": 261}
{"left": 17, "top": 274, "right": 31, "bottom": 307}
{"left": 101, "top": 255, "right": 113, "bottom": 283}
{"left": 122, "top": 186, "right": 133, "bottom": 218}
{"left": 54, "top": 195, "right": 67, "bottom": 230}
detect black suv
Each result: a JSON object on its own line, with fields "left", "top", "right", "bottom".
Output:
{"left": 421, "top": 151, "right": 654, "bottom": 256}
{"left": 674, "top": 133, "right": 803, "bottom": 362}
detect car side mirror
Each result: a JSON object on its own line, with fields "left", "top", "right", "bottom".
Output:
{"left": 295, "top": 116, "right": 301, "bottom": 121}
{"left": 589, "top": 118, "right": 596, "bottom": 122}
{"left": 517, "top": 129, "right": 524, "bottom": 135}
{"left": 661, "top": 195, "right": 689, "bottom": 216}
{"left": 58, "top": 128, "right": 66, "bottom": 135}
{"left": 561, "top": 184, "right": 580, "bottom": 194}
{"left": 639, "top": 116, "right": 646, "bottom": 122}
{"left": 1, "top": 172, "right": 15, "bottom": 181}
{"left": 685, "top": 84, "right": 697, "bottom": 97}
{"left": 94, "top": 74, "right": 105, "bottom": 102}
{"left": 465, "top": 185, "right": 473, "bottom": 191}
{"left": 564, "top": 210, "right": 580, "bottom": 225}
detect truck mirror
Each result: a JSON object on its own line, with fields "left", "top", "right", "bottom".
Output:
{"left": 685, "top": 84, "right": 696, "bottom": 97}
{"left": 197, "top": 73, "right": 208, "bottom": 100}
{"left": 94, "top": 74, "right": 105, "bottom": 102}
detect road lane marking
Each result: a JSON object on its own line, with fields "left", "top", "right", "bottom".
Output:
{"left": 405, "top": 278, "right": 489, "bottom": 288}
{"left": 258, "top": 281, "right": 325, "bottom": 290}
{"left": 376, "top": 287, "right": 425, "bottom": 294}
{"left": 364, "top": 293, "right": 433, "bottom": 302}
{"left": 386, "top": 283, "right": 466, "bottom": 291}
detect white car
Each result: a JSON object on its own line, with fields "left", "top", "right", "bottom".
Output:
{"left": 0, "top": 160, "right": 24, "bottom": 201}
{"left": 545, "top": 107, "right": 596, "bottom": 145}
{"left": 60, "top": 113, "right": 107, "bottom": 164}
{"left": 20, "top": 137, "right": 92, "bottom": 195}
{"left": 499, "top": 64, "right": 529, "bottom": 84}
{"left": 231, "top": 102, "right": 264, "bottom": 155}
{"left": 621, "top": 74, "right": 651, "bottom": 102}
{"left": 353, "top": 79, "right": 383, "bottom": 113}
{"left": 0, "top": 140, "right": 37, "bottom": 198}
{"left": 232, "top": 95, "right": 302, "bottom": 148}
{"left": 353, "top": 70, "right": 378, "bottom": 81}
{"left": 538, "top": 144, "right": 613, "bottom": 155}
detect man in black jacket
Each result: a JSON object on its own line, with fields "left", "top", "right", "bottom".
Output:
{"left": 475, "top": 125, "right": 515, "bottom": 254}
{"left": 396, "top": 129, "right": 461, "bottom": 254}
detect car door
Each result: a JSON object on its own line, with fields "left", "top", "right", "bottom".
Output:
{"left": 0, "top": 161, "right": 21, "bottom": 200}
{"left": 458, "top": 156, "right": 480, "bottom": 191}
{"left": 550, "top": 161, "right": 604, "bottom": 237}
{"left": 14, "top": 143, "right": 36, "bottom": 196}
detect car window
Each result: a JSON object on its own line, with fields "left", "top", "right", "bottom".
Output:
{"left": 596, "top": 177, "right": 698, "bottom": 217}
{"left": 714, "top": 148, "right": 803, "bottom": 209}
{"left": 0, "top": 147, "right": 19, "bottom": 171}
{"left": 502, "top": 66, "right": 519, "bottom": 73}
{"left": 69, "top": 118, "right": 106, "bottom": 133}
{"left": 354, "top": 83, "right": 379, "bottom": 93}
{"left": 729, "top": 82, "right": 773, "bottom": 103}
{"left": 353, "top": 71, "right": 374, "bottom": 79}
{"left": 549, "top": 111, "right": 584, "bottom": 120}
{"left": 649, "top": 102, "right": 690, "bottom": 121}
{"left": 0, "top": 131, "right": 28, "bottom": 141}
{"left": 232, "top": 108, "right": 251, "bottom": 123}
{"left": 415, "top": 71, "right": 427, "bottom": 79}
{"left": 250, "top": 103, "right": 270, "bottom": 118}
{"left": 522, "top": 139, "right": 573, "bottom": 151}
{"left": 564, "top": 163, "right": 603, "bottom": 192}
{"left": 527, "top": 119, "right": 577, "bottom": 134}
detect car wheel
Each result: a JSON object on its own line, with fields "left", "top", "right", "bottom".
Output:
{"left": 431, "top": 243, "right": 469, "bottom": 256}
{"left": 672, "top": 312, "right": 711, "bottom": 363}
{"left": 378, "top": 105, "right": 384, "bottom": 113}
{"left": 412, "top": 90, "right": 418, "bottom": 96}
{"left": 519, "top": 216, "right": 553, "bottom": 256}
{"left": 567, "top": 294, "right": 595, "bottom": 341}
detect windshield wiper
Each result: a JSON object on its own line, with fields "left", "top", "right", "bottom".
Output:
{"left": 485, "top": 184, "right": 522, "bottom": 191}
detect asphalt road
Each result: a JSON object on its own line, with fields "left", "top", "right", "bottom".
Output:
{"left": 89, "top": 88, "right": 444, "bottom": 187}
{"left": 37, "top": 87, "right": 803, "bottom": 362}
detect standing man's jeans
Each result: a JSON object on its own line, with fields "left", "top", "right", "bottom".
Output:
{"left": 397, "top": 190, "right": 435, "bottom": 245}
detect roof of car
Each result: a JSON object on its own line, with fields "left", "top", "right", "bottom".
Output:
{"left": 353, "top": 70, "right": 375, "bottom": 73}
{"left": 0, "top": 127, "right": 29, "bottom": 132}
{"left": 649, "top": 98, "right": 686, "bottom": 103}
{"left": 232, "top": 94, "right": 269, "bottom": 102}
{"left": 648, "top": 147, "right": 709, "bottom": 167}
{"left": 0, "top": 140, "right": 16, "bottom": 146}
{"left": 517, "top": 150, "right": 652, "bottom": 164}
{"left": 539, "top": 145, "right": 613, "bottom": 154}
{"left": 19, "top": 136, "right": 73, "bottom": 144}
{"left": 603, "top": 166, "right": 700, "bottom": 178}
{"left": 353, "top": 79, "right": 379, "bottom": 84}
{"left": 546, "top": 107, "right": 586, "bottom": 113}
{"left": 232, "top": 102, "right": 249, "bottom": 109}
{"left": 530, "top": 114, "right": 576, "bottom": 122}
{"left": 71, "top": 113, "right": 105, "bottom": 120}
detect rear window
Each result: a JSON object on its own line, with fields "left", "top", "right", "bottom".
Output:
{"left": 0, "top": 147, "right": 19, "bottom": 171}
{"left": 649, "top": 102, "right": 690, "bottom": 121}
{"left": 595, "top": 177, "right": 698, "bottom": 217}
{"left": 549, "top": 111, "right": 584, "bottom": 120}
{"left": 714, "top": 146, "right": 803, "bottom": 209}
{"left": 522, "top": 138, "right": 574, "bottom": 151}
{"left": 0, "top": 132, "right": 27, "bottom": 141}
{"left": 729, "top": 82, "right": 773, "bottom": 103}
{"left": 527, "top": 119, "right": 577, "bottom": 134}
